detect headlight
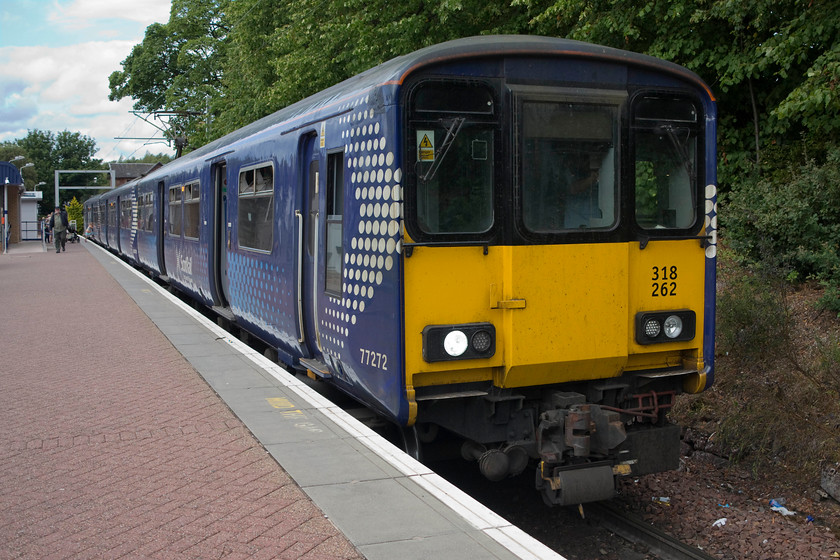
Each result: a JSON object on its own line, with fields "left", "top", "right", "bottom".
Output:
{"left": 443, "top": 330, "right": 468, "bottom": 357}
{"left": 423, "top": 323, "right": 496, "bottom": 362}
{"left": 663, "top": 315, "right": 683, "bottom": 338}
{"left": 635, "top": 311, "right": 695, "bottom": 345}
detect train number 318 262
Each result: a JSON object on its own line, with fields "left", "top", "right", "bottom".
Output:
{"left": 651, "top": 265, "right": 678, "bottom": 297}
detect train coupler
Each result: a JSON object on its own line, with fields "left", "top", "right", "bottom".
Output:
{"left": 536, "top": 397, "right": 627, "bottom": 462}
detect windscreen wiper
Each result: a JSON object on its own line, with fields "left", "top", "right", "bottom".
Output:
{"left": 419, "top": 117, "right": 465, "bottom": 182}
{"left": 658, "top": 124, "right": 695, "bottom": 184}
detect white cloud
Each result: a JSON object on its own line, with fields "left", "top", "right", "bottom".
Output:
{"left": 0, "top": 1, "right": 174, "bottom": 161}
{"left": 0, "top": 40, "right": 173, "bottom": 160}
{"left": 48, "top": 0, "right": 171, "bottom": 26}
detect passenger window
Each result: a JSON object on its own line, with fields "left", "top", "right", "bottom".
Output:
{"left": 168, "top": 186, "right": 181, "bottom": 236}
{"left": 238, "top": 164, "right": 274, "bottom": 252}
{"left": 120, "top": 198, "right": 132, "bottom": 229}
{"left": 325, "top": 151, "right": 344, "bottom": 296}
{"left": 145, "top": 193, "right": 154, "bottom": 232}
{"left": 183, "top": 181, "right": 200, "bottom": 239}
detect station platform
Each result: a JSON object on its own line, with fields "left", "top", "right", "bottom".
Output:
{"left": 0, "top": 240, "right": 563, "bottom": 560}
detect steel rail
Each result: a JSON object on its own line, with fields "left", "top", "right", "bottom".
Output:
{"left": 587, "top": 501, "right": 719, "bottom": 560}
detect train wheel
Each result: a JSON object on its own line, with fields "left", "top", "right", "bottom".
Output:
{"left": 400, "top": 426, "right": 424, "bottom": 462}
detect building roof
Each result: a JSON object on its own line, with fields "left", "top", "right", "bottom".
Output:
{"left": 1, "top": 161, "right": 24, "bottom": 186}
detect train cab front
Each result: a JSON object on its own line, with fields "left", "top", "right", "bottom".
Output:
{"left": 399, "top": 62, "right": 716, "bottom": 506}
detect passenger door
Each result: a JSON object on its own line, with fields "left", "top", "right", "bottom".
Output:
{"left": 211, "top": 161, "right": 230, "bottom": 308}
{"left": 156, "top": 181, "right": 167, "bottom": 276}
{"left": 298, "top": 133, "right": 325, "bottom": 362}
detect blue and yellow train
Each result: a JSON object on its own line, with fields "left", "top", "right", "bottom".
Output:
{"left": 85, "top": 35, "right": 717, "bottom": 505}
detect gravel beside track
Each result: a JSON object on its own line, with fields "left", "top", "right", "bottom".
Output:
{"left": 615, "top": 452, "right": 840, "bottom": 559}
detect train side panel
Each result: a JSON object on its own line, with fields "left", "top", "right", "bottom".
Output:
{"left": 314, "top": 98, "right": 405, "bottom": 419}
{"left": 134, "top": 181, "right": 163, "bottom": 275}
{"left": 163, "top": 166, "right": 213, "bottom": 305}
{"left": 223, "top": 140, "right": 301, "bottom": 353}
{"left": 219, "top": 94, "right": 407, "bottom": 420}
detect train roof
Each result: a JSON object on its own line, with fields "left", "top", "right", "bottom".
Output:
{"left": 150, "top": 35, "right": 713, "bottom": 173}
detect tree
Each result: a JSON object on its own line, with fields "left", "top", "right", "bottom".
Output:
{"left": 66, "top": 197, "right": 84, "bottom": 232}
{"left": 212, "top": 0, "right": 289, "bottom": 135}
{"left": 519, "top": 0, "right": 840, "bottom": 184}
{"left": 108, "top": 0, "right": 228, "bottom": 152}
{"left": 115, "top": 0, "right": 535, "bottom": 144}
{"left": 117, "top": 152, "right": 174, "bottom": 165}
{"left": 16, "top": 130, "right": 102, "bottom": 214}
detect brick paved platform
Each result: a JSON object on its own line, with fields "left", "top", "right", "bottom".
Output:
{"left": 0, "top": 241, "right": 562, "bottom": 560}
{"left": 0, "top": 241, "right": 361, "bottom": 560}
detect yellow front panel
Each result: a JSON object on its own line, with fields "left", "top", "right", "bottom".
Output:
{"left": 404, "top": 240, "right": 706, "bottom": 392}
{"left": 626, "top": 239, "right": 706, "bottom": 369}
{"left": 404, "top": 246, "right": 505, "bottom": 386}
{"left": 500, "top": 244, "right": 629, "bottom": 386}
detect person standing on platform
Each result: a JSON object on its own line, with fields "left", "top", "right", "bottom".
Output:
{"left": 50, "top": 205, "right": 69, "bottom": 253}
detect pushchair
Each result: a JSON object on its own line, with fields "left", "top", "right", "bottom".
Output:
{"left": 67, "top": 227, "right": 80, "bottom": 244}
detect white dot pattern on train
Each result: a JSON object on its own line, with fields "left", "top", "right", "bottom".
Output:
{"left": 704, "top": 183, "right": 717, "bottom": 259}
{"left": 320, "top": 95, "right": 403, "bottom": 353}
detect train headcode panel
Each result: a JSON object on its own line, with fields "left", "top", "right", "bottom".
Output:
{"left": 85, "top": 35, "right": 716, "bottom": 506}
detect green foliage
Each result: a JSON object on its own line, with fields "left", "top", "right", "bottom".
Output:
{"left": 113, "top": 0, "right": 535, "bottom": 144}
{"left": 725, "top": 147, "right": 840, "bottom": 312}
{"left": 108, "top": 0, "right": 228, "bottom": 150}
{"left": 117, "top": 152, "right": 173, "bottom": 165}
{"left": 65, "top": 197, "right": 84, "bottom": 232}
{"left": 715, "top": 259, "right": 789, "bottom": 366}
{"left": 13, "top": 130, "right": 102, "bottom": 214}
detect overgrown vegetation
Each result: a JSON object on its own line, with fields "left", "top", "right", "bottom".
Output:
{"left": 674, "top": 248, "right": 840, "bottom": 486}
{"left": 725, "top": 145, "right": 840, "bottom": 313}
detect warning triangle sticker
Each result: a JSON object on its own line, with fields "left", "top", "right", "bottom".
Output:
{"left": 419, "top": 134, "right": 433, "bottom": 148}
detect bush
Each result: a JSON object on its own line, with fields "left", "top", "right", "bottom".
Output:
{"left": 673, "top": 251, "right": 840, "bottom": 479}
{"left": 724, "top": 147, "right": 840, "bottom": 312}
{"left": 715, "top": 262, "right": 788, "bottom": 366}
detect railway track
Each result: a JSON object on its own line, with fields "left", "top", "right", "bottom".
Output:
{"left": 586, "top": 501, "right": 718, "bottom": 560}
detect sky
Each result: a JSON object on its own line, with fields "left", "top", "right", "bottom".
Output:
{"left": 0, "top": 0, "right": 175, "bottom": 162}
